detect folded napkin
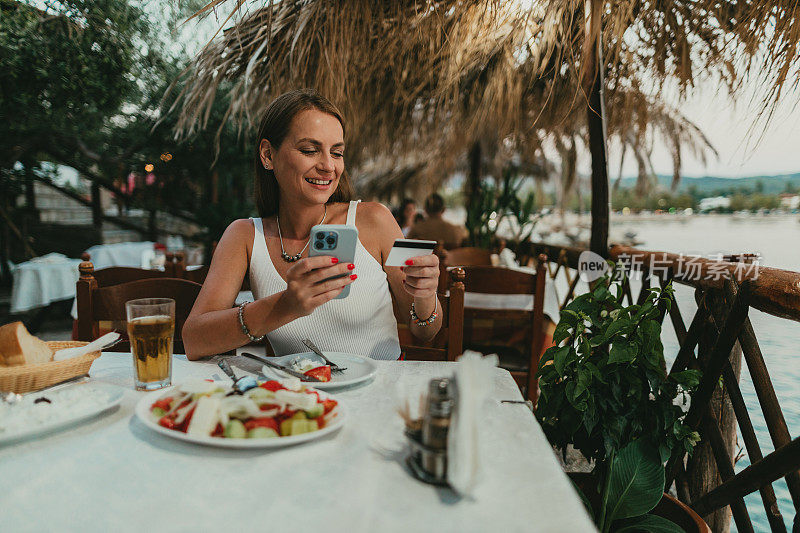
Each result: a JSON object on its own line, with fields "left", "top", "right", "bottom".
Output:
{"left": 447, "top": 350, "right": 498, "bottom": 497}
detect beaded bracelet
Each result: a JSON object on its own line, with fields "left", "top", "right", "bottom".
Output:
{"left": 238, "top": 301, "right": 266, "bottom": 342}
{"left": 410, "top": 299, "right": 438, "bottom": 326}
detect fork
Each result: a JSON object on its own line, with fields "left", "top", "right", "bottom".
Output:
{"left": 302, "top": 339, "right": 347, "bottom": 373}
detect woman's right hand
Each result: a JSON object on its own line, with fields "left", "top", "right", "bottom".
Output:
{"left": 279, "top": 256, "right": 357, "bottom": 318}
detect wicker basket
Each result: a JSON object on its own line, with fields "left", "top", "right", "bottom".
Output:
{"left": 0, "top": 341, "right": 102, "bottom": 394}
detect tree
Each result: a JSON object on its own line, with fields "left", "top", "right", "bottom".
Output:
{"left": 0, "top": 0, "right": 254, "bottom": 265}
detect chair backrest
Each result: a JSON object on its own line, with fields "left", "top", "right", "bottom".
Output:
{"left": 436, "top": 246, "right": 493, "bottom": 292}
{"left": 75, "top": 259, "right": 201, "bottom": 354}
{"left": 460, "top": 257, "right": 547, "bottom": 400}
{"left": 443, "top": 247, "right": 493, "bottom": 267}
{"left": 80, "top": 252, "right": 176, "bottom": 285}
{"left": 400, "top": 268, "right": 465, "bottom": 362}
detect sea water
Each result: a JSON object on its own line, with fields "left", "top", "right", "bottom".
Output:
{"left": 614, "top": 213, "right": 800, "bottom": 531}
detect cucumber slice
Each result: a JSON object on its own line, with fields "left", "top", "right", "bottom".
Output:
{"left": 223, "top": 419, "right": 247, "bottom": 438}
{"left": 304, "top": 404, "right": 324, "bottom": 419}
{"left": 247, "top": 427, "right": 279, "bottom": 439}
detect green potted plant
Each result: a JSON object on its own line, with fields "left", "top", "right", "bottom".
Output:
{"left": 536, "top": 267, "right": 709, "bottom": 532}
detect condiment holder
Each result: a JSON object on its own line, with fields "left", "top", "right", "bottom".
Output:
{"left": 404, "top": 377, "right": 457, "bottom": 486}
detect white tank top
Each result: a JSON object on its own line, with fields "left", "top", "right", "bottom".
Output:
{"left": 249, "top": 200, "right": 402, "bottom": 360}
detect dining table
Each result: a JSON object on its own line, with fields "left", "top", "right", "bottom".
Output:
{"left": 0, "top": 353, "right": 596, "bottom": 532}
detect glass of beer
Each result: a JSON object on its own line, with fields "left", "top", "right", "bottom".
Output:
{"left": 126, "top": 298, "right": 175, "bottom": 391}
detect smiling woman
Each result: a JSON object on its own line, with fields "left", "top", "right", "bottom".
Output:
{"left": 182, "top": 89, "right": 443, "bottom": 361}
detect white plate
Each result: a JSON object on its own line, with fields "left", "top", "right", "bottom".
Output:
{"left": 261, "top": 351, "right": 378, "bottom": 390}
{"left": 0, "top": 383, "right": 124, "bottom": 445}
{"left": 134, "top": 384, "right": 345, "bottom": 449}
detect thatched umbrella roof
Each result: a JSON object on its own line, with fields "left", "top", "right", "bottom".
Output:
{"left": 171, "top": 0, "right": 799, "bottom": 196}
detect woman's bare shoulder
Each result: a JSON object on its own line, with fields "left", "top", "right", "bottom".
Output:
{"left": 218, "top": 218, "right": 257, "bottom": 247}
{"left": 356, "top": 201, "right": 396, "bottom": 225}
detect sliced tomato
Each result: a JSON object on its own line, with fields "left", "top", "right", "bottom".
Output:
{"left": 212, "top": 423, "right": 224, "bottom": 437}
{"left": 158, "top": 416, "right": 176, "bottom": 430}
{"left": 259, "top": 403, "right": 280, "bottom": 411}
{"left": 259, "top": 380, "right": 285, "bottom": 392}
{"left": 175, "top": 406, "right": 196, "bottom": 433}
{"left": 244, "top": 417, "right": 279, "bottom": 432}
{"left": 304, "top": 365, "right": 331, "bottom": 382}
{"left": 151, "top": 396, "right": 173, "bottom": 412}
{"left": 323, "top": 399, "right": 338, "bottom": 414}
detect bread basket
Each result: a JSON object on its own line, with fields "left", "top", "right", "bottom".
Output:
{"left": 0, "top": 341, "right": 102, "bottom": 394}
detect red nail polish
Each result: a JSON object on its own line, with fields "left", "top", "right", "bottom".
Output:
{"left": 350, "top": 274, "right": 357, "bottom": 280}
{"left": 405, "top": 259, "right": 413, "bottom": 266}
{"left": 331, "top": 257, "right": 338, "bottom": 264}
{"left": 347, "top": 263, "right": 355, "bottom": 270}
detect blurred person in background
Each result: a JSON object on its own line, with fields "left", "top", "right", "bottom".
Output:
{"left": 408, "top": 193, "right": 467, "bottom": 250}
{"left": 393, "top": 198, "right": 418, "bottom": 237}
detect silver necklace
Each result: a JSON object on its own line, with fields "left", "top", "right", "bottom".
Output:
{"left": 276, "top": 204, "right": 327, "bottom": 262}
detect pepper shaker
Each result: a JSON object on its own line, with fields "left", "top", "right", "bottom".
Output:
{"left": 420, "top": 378, "right": 454, "bottom": 478}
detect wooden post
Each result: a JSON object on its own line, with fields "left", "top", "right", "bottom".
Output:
{"left": 75, "top": 259, "right": 98, "bottom": 341}
{"left": 583, "top": 0, "right": 610, "bottom": 258}
{"left": 684, "top": 287, "right": 746, "bottom": 532}
{"left": 465, "top": 142, "right": 482, "bottom": 246}
{"left": 91, "top": 180, "right": 103, "bottom": 228}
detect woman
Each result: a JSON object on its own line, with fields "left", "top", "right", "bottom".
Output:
{"left": 394, "top": 198, "right": 417, "bottom": 237}
{"left": 183, "top": 89, "right": 442, "bottom": 360}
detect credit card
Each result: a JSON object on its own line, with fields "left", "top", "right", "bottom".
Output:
{"left": 385, "top": 239, "right": 437, "bottom": 266}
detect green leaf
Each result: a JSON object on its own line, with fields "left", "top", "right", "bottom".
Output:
{"left": 670, "top": 370, "right": 701, "bottom": 389}
{"left": 613, "top": 513, "right": 686, "bottom": 533}
{"left": 609, "top": 342, "right": 636, "bottom": 364}
{"left": 605, "top": 440, "right": 665, "bottom": 522}
{"left": 553, "top": 345, "right": 572, "bottom": 375}
{"left": 605, "top": 318, "right": 633, "bottom": 339}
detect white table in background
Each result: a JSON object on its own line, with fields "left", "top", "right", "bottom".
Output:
{"left": 0, "top": 354, "right": 595, "bottom": 533}
{"left": 83, "top": 241, "right": 154, "bottom": 269}
{"left": 9, "top": 253, "right": 82, "bottom": 314}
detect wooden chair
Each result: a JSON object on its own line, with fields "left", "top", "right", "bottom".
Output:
{"left": 75, "top": 259, "right": 201, "bottom": 353}
{"left": 400, "top": 268, "right": 465, "bottom": 362}
{"left": 443, "top": 247, "right": 493, "bottom": 267}
{"left": 79, "top": 251, "right": 176, "bottom": 285}
{"left": 459, "top": 256, "right": 547, "bottom": 403}
{"left": 438, "top": 246, "right": 493, "bottom": 291}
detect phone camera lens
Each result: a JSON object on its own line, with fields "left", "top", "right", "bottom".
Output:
{"left": 315, "top": 233, "right": 324, "bottom": 240}
{"left": 326, "top": 237, "right": 335, "bottom": 245}
{"left": 314, "top": 241, "right": 324, "bottom": 250}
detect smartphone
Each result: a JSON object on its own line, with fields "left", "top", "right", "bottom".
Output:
{"left": 308, "top": 224, "right": 359, "bottom": 299}
{"left": 384, "top": 238, "right": 437, "bottom": 266}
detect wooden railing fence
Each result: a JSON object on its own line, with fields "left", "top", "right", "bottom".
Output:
{"left": 520, "top": 242, "right": 800, "bottom": 532}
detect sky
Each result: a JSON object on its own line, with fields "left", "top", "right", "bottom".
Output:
{"left": 607, "top": 82, "right": 800, "bottom": 179}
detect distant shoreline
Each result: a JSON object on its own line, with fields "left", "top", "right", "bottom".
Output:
{"left": 610, "top": 212, "right": 800, "bottom": 222}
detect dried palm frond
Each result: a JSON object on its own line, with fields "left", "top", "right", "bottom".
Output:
{"left": 170, "top": 0, "right": 800, "bottom": 197}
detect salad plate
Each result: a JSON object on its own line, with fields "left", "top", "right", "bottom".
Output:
{"left": 0, "top": 382, "right": 124, "bottom": 445}
{"left": 134, "top": 380, "right": 345, "bottom": 449}
{"left": 255, "top": 351, "right": 378, "bottom": 390}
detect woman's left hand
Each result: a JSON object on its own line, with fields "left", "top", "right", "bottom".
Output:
{"left": 401, "top": 254, "right": 440, "bottom": 299}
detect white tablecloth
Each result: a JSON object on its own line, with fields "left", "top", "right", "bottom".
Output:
{"left": 9, "top": 253, "right": 82, "bottom": 313}
{"left": 0, "top": 355, "right": 595, "bottom": 532}
{"left": 84, "top": 241, "right": 154, "bottom": 269}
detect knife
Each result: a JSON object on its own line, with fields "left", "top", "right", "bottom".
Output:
{"left": 240, "top": 352, "right": 323, "bottom": 383}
